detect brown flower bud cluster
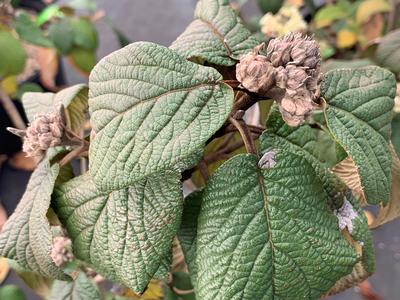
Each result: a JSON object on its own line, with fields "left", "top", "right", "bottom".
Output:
{"left": 50, "top": 236, "right": 74, "bottom": 267}
{"left": 22, "top": 110, "right": 64, "bottom": 157}
{"left": 236, "top": 32, "right": 322, "bottom": 126}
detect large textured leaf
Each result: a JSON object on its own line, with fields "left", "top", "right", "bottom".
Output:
{"left": 322, "top": 66, "right": 396, "bottom": 205}
{"left": 53, "top": 172, "right": 183, "bottom": 293}
{"left": 178, "top": 190, "right": 202, "bottom": 288}
{"left": 170, "top": 0, "right": 259, "bottom": 66}
{"left": 88, "top": 42, "right": 233, "bottom": 191}
{"left": 262, "top": 109, "right": 346, "bottom": 205}
{"left": 48, "top": 272, "right": 100, "bottom": 300}
{"left": 22, "top": 84, "right": 88, "bottom": 133}
{"left": 326, "top": 193, "right": 375, "bottom": 295}
{"left": 196, "top": 152, "right": 359, "bottom": 299}
{"left": 0, "top": 159, "right": 68, "bottom": 280}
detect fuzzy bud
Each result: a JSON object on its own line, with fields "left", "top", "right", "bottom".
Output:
{"left": 284, "top": 65, "right": 310, "bottom": 90}
{"left": 50, "top": 236, "right": 74, "bottom": 267}
{"left": 236, "top": 44, "right": 277, "bottom": 94}
{"left": 290, "top": 36, "right": 321, "bottom": 69}
{"left": 22, "top": 109, "right": 64, "bottom": 157}
{"left": 277, "top": 88, "right": 316, "bottom": 127}
{"left": 266, "top": 38, "right": 293, "bottom": 67}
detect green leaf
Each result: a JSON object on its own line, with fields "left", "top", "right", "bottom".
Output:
{"left": 53, "top": 171, "right": 183, "bottom": 293}
{"left": 321, "top": 59, "right": 374, "bottom": 73}
{"left": 178, "top": 190, "right": 202, "bottom": 288}
{"left": 327, "top": 193, "right": 375, "bottom": 295}
{"left": 14, "top": 12, "right": 53, "bottom": 48}
{"left": 88, "top": 42, "right": 233, "bottom": 191}
{"left": 22, "top": 84, "right": 88, "bottom": 133}
{"left": 36, "top": 5, "right": 61, "bottom": 26}
{"left": 376, "top": 29, "right": 400, "bottom": 74}
{"left": 48, "top": 272, "right": 100, "bottom": 300}
{"left": 262, "top": 109, "right": 347, "bottom": 205}
{"left": 196, "top": 153, "right": 359, "bottom": 299}
{"left": 0, "top": 285, "right": 26, "bottom": 300}
{"left": 314, "top": 5, "right": 348, "bottom": 28}
{"left": 0, "top": 159, "right": 68, "bottom": 280}
{"left": 0, "top": 30, "right": 27, "bottom": 77}
{"left": 322, "top": 66, "right": 396, "bottom": 204}
{"left": 70, "top": 17, "right": 98, "bottom": 50}
{"left": 48, "top": 20, "right": 74, "bottom": 55}
{"left": 170, "top": 0, "right": 259, "bottom": 66}
{"left": 257, "top": 0, "right": 283, "bottom": 14}
{"left": 69, "top": 47, "right": 97, "bottom": 74}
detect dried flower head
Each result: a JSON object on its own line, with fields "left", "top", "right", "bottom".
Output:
{"left": 236, "top": 44, "right": 276, "bottom": 94}
{"left": 50, "top": 236, "right": 74, "bottom": 267}
{"left": 8, "top": 106, "right": 65, "bottom": 157}
{"left": 266, "top": 32, "right": 320, "bottom": 69}
{"left": 237, "top": 32, "right": 322, "bottom": 127}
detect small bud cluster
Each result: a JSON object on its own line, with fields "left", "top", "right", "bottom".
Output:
{"left": 236, "top": 32, "right": 322, "bottom": 127}
{"left": 50, "top": 236, "right": 74, "bottom": 267}
{"left": 333, "top": 198, "right": 358, "bottom": 234}
{"left": 23, "top": 110, "right": 64, "bottom": 157}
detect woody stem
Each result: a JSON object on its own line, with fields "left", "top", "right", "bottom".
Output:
{"left": 0, "top": 88, "right": 26, "bottom": 132}
{"left": 59, "top": 144, "right": 88, "bottom": 167}
{"left": 228, "top": 117, "right": 257, "bottom": 155}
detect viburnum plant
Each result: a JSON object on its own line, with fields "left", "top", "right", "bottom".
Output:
{"left": 1, "top": 0, "right": 399, "bottom": 299}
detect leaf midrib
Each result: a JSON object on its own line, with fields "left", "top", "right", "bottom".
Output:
{"left": 255, "top": 166, "right": 276, "bottom": 299}
{"left": 198, "top": 18, "right": 233, "bottom": 57}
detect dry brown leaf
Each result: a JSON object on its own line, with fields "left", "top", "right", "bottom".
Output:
{"left": 370, "top": 146, "right": 400, "bottom": 228}
{"left": 362, "top": 13, "right": 385, "bottom": 43}
{"left": 36, "top": 47, "right": 59, "bottom": 91}
{"left": 332, "top": 157, "right": 367, "bottom": 205}
{"left": 171, "top": 237, "right": 188, "bottom": 273}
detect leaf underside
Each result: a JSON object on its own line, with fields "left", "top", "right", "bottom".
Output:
{"left": 170, "top": 0, "right": 259, "bottom": 66}
{"left": 322, "top": 66, "right": 396, "bottom": 205}
{"left": 88, "top": 41, "right": 233, "bottom": 191}
{"left": 0, "top": 159, "right": 68, "bottom": 280}
{"left": 22, "top": 84, "right": 89, "bottom": 133}
{"left": 53, "top": 171, "right": 183, "bottom": 293}
{"left": 196, "top": 152, "right": 358, "bottom": 300}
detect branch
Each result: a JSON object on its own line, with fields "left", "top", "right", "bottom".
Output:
{"left": 229, "top": 117, "right": 257, "bottom": 155}
{"left": 0, "top": 88, "right": 26, "bottom": 131}
{"left": 59, "top": 145, "right": 88, "bottom": 167}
